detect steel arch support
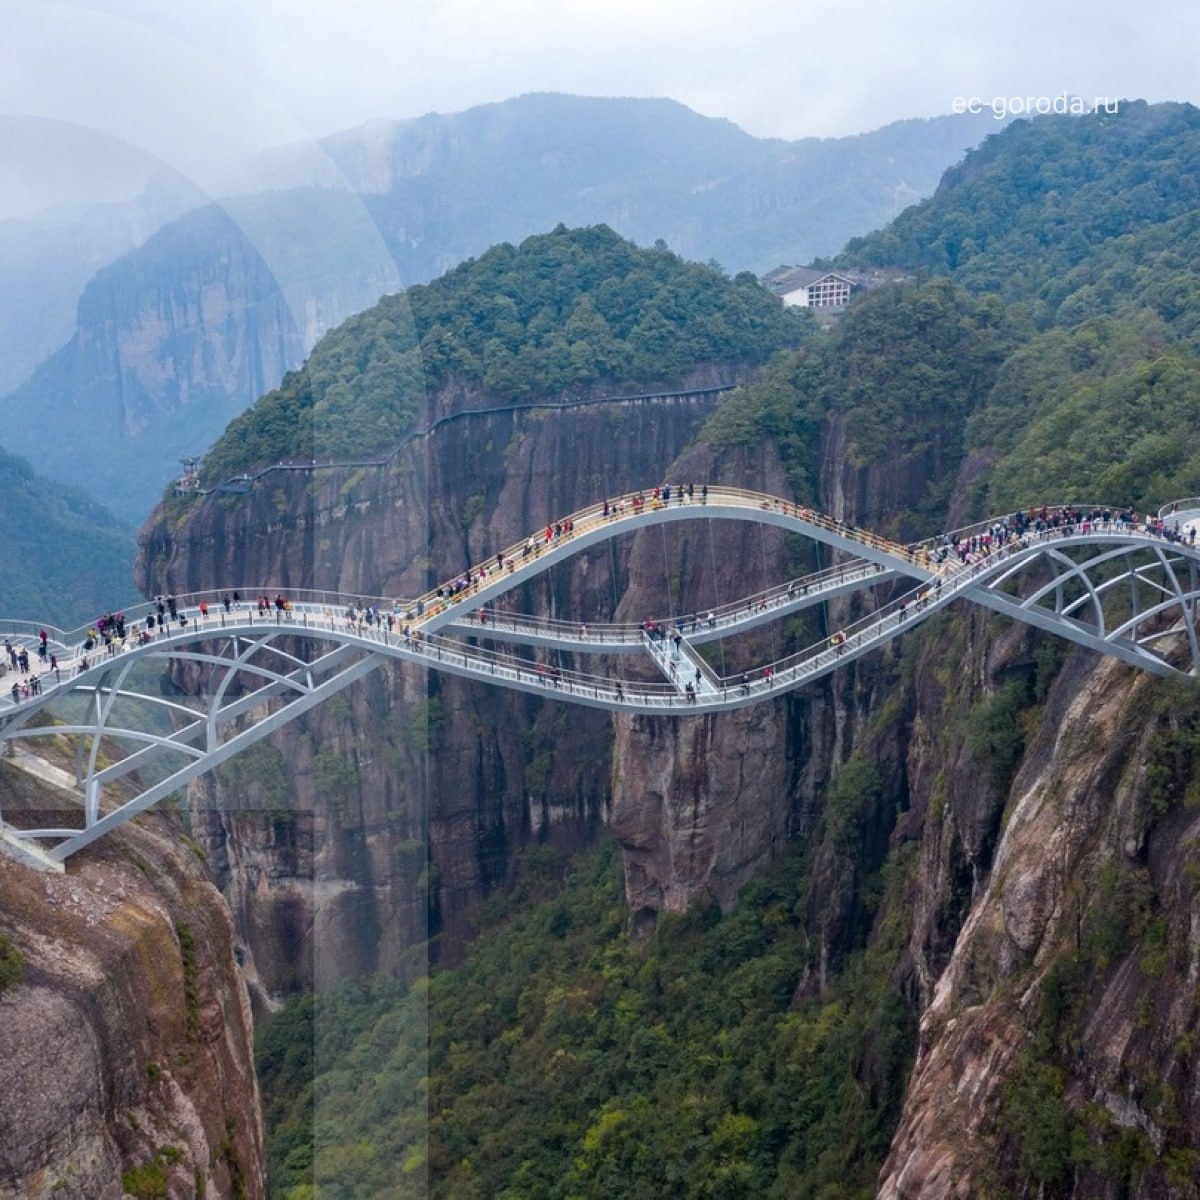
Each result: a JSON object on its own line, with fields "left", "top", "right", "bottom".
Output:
{"left": 45, "top": 650, "right": 388, "bottom": 861}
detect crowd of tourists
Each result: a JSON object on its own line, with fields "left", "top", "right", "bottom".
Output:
{"left": 913, "top": 505, "right": 1197, "bottom": 579}
{"left": 4, "top": 496, "right": 1200, "bottom": 711}
{"left": 602, "top": 483, "right": 707, "bottom": 519}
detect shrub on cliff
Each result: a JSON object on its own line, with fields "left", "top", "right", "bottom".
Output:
{"left": 0, "top": 934, "right": 23, "bottom": 994}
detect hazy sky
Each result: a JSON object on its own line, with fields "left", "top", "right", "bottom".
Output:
{"left": 2, "top": 0, "right": 1196, "bottom": 217}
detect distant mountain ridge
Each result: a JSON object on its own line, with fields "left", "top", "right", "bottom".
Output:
{"left": 261, "top": 93, "right": 1008, "bottom": 278}
{"left": 0, "top": 94, "right": 1007, "bottom": 522}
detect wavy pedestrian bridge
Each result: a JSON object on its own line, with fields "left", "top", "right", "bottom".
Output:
{"left": 2, "top": 486, "right": 1199, "bottom": 870}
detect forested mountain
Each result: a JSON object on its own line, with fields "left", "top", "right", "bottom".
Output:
{"left": 828, "top": 101, "right": 1200, "bottom": 518}
{"left": 0, "top": 94, "right": 1003, "bottom": 522}
{"left": 198, "top": 102, "right": 1200, "bottom": 1198}
{"left": 0, "top": 445, "right": 135, "bottom": 624}
{"left": 7, "top": 99, "right": 1200, "bottom": 1197}
{"left": 199, "top": 224, "right": 807, "bottom": 481}
{"left": 837, "top": 100, "right": 1200, "bottom": 332}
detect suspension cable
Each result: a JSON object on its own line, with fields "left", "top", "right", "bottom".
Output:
{"left": 661, "top": 522, "right": 676, "bottom": 617}
{"left": 707, "top": 512, "right": 728, "bottom": 678}
{"left": 760, "top": 522, "right": 779, "bottom": 664}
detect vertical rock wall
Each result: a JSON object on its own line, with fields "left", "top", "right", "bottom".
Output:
{"left": 138, "top": 393, "right": 724, "bottom": 988}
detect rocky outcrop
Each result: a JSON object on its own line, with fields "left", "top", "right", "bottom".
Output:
{"left": 608, "top": 440, "right": 801, "bottom": 917}
{"left": 612, "top": 704, "right": 792, "bottom": 920}
{"left": 0, "top": 765, "right": 264, "bottom": 1199}
{"left": 879, "top": 645, "right": 1200, "bottom": 1196}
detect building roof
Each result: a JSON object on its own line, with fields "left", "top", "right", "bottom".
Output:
{"left": 761, "top": 265, "right": 859, "bottom": 296}
{"left": 761, "top": 264, "right": 884, "bottom": 297}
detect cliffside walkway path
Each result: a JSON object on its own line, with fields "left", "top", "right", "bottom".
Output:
{"left": 2, "top": 486, "right": 1200, "bottom": 869}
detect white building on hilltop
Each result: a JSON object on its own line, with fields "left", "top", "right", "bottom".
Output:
{"left": 761, "top": 265, "right": 881, "bottom": 309}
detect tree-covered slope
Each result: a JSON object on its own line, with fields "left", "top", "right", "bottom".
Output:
{"left": 837, "top": 101, "right": 1200, "bottom": 334}
{"left": 199, "top": 225, "right": 809, "bottom": 482}
{"left": 711, "top": 99, "right": 1200, "bottom": 517}
{"left": 704, "top": 279, "right": 1025, "bottom": 522}
{"left": 259, "top": 835, "right": 914, "bottom": 1199}
{"left": 965, "top": 315, "right": 1200, "bottom": 513}
{"left": 706, "top": 288, "right": 1200, "bottom": 526}
{"left": 0, "top": 445, "right": 135, "bottom": 624}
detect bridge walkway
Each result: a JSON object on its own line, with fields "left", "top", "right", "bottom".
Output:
{"left": 3, "top": 489, "right": 1200, "bottom": 866}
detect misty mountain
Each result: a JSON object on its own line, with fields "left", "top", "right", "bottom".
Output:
{"left": 0, "top": 168, "right": 203, "bottom": 397}
{"left": 0, "top": 94, "right": 1006, "bottom": 523}
{"left": 0, "top": 191, "right": 400, "bottom": 519}
{"left": 250, "top": 92, "right": 1008, "bottom": 280}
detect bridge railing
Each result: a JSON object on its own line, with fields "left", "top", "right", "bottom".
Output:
{"left": 733, "top": 532, "right": 1046, "bottom": 692}
{"left": 904, "top": 503, "right": 1182, "bottom": 563}
{"left": 14, "top": 588, "right": 421, "bottom": 653}
{"left": 452, "top": 557, "right": 894, "bottom": 643}
{"left": 321, "top": 620, "right": 695, "bottom": 709}
{"left": 6, "top": 517, "right": 1200, "bottom": 723}
{"left": 1159, "top": 498, "right": 1200, "bottom": 520}
{"left": 424, "top": 537, "right": 1015, "bottom": 702}
{"left": 0, "top": 619, "right": 75, "bottom": 648}
{"left": 7, "top": 484, "right": 922, "bottom": 655}
{"left": 756, "top": 516, "right": 1200, "bottom": 693}
{"left": 9, "top": 489, "right": 1200, "bottom": 703}
{"left": 401, "top": 483, "right": 921, "bottom": 624}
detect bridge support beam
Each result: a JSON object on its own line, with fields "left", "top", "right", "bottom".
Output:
{"left": 965, "top": 588, "right": 1180, "bottom": 677}
{"left": 0, "top": 826, "right": 65, "bottom": 872}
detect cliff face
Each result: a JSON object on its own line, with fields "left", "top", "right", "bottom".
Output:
{"left": 875, "top": 644, "right": 1200, "bottom": 1196}
{"left": 138, "top": 392, "right": 723, "bottom": 991}
{"left": 0, "top": 172, "right": 201, "bottom": 398}
{"left": 605, "top": 410, "right": 1200, "bottom": 1191}
{"left": 0, "top": 766, "right": 264, "bottom": 1199}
